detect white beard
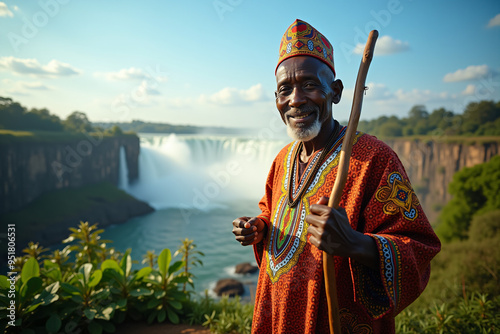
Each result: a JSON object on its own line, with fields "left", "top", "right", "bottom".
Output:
{"left": 286, "top": 114, "right": 322, "bottom": 142}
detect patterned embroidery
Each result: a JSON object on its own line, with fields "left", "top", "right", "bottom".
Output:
{"left": 265, "top": 130, "right": 362, "bottom": 283}
{"left": 375, "top": 236, "right": 401, "bottom": 308}
{"left": 340, "top": 308, "right": 373, "bottom": 334}
{"left": 266, "top": 195, "right": 307, "bottom": 282}
{"left": 375, "top": 172, "right": 419, "bottom": 221}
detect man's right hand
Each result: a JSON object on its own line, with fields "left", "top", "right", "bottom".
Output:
{"left": 232, "top": 216, "right": 267, "bottom": 246}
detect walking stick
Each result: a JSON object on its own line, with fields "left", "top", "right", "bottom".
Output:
{"left": 323, "top": 30, "right": 378, "bottom": 334}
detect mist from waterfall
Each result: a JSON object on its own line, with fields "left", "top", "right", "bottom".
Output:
{"left": 119, "top": 133, "right": 287, "bottom": 211}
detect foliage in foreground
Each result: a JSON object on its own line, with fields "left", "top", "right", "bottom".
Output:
{"left": 2, "top": 220, "right": 499, "bottom": 334}
{"left": 0, "top": 222, "right": 198, "bottom": 333}
{"left": 396, "top": 293, "right": 500, "bottom": 333}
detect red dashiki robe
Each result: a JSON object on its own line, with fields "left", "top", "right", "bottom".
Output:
{"left": 252, "top": 127, "right": 441, "bottom": 333}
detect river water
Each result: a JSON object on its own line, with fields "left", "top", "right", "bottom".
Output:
{"left": 105, "top": 133, "right": 287, "bottom": 296}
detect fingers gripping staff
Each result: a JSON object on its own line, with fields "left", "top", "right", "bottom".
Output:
{"left": 322, "top": 30, "right": 379, "bottom": 334}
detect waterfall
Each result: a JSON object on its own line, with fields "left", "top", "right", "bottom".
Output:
{"left": 118, "top": 146, "right": 129, "bottom": 191}
{"left": 121, "top": 134, "right": 287, "bottom": 210}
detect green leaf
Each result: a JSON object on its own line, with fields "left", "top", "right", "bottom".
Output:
{"left": 79, "top": 263, "right": 93, "bottom": 284}
{"left": 154, "top": 290, "right": 166, "bottom": 299}
{"left": 21, "top": 257, "right": 40, "bottom": 284}
{"left": 97, "top": 306, "right": 114, "bottom": 321}
{"left": 33, "top": 282, "right": 60, "bottom": 306}
{"left": 0, "top": 275, "right": 10, "bottom": 289}
{"left": 167, "top": 307, "right": 180, "bottom": 324}
{"left": 168, "top": 260, "right": 185, "bottom": 275}
{"left": 157, "top": 309, "right": 166, "bottom": 323}
{"left": 24, "top": 302, "right": 42, "bottom": 313}
{"left": 88, "top": 270, "right": 102, "bottom": 288}
{"left": 101, "top": 259, "right": 123, "bottom": 276}
{"left": 147, "top": 298, "right": 162, "bottom": 309}
{"left": 116, "top": 298, "right": 127, "bottom": 308}
{"left": 120, "top": 250, "right": 132, "bottom": 277}
{"left": 88, "top": 320, "right": 103, "bottom": 334}
{"left": 147, "top": 310, "right": 157, "bottom": 324}
{"left": 158, "top": 248, "right": 171, "bottom": 278}
{"left": 168, "top": 300, "right": 182, "bottom": 310}
{"left": 20, "top": 276, "right": 43, "bottom": 300}
{"left": 135, "top": 267, "right": 152, "bottom": 280}
{"left": 85, "top": 308, "right": 97, "bottom": 320}
{"left": 61, "top": 282, "right": 81, "bottom": 295}
{"left": 43, "top": 266, "right": 62, "bottom": 282}
{"left": 45, "top": 314, "right": 62, "bottom": 334}
{"left": 71, "top": 295, "right": 84, "bottom": 304}
{"left": 44, "top": 281, "right": 60, "bottom": 295}
{"left": 129, "top": 287, "right": 153, "bottom": 297}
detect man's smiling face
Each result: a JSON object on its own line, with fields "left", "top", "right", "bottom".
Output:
{"left": 275, "top": 56, "right": 341, "bottom": 142}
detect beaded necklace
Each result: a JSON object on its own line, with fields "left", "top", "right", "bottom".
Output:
{"left": 287, "top": 121, "right": 340, "bottom": 207}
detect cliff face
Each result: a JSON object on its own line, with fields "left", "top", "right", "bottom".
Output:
{"left": 0, "top": 135, "right": 140, "bottom": 215}
{"left": 385, "top": 139, "right": 500, "bottom": 222}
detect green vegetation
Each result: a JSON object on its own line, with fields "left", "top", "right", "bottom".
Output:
{"left": 0, "top": 182, "right": 148, "bottom": 248}
{"left": 358, "top": 100, "right": 500, "bottom": 138}
{"left": 2, "top": 211, "right": 499, "bottom": 333}
{"left": 94, "top": 120, "right": 241, "bottom": 135}
{"left": 0, "top": 221, "right": 259, "bottom": 334}
{"left": 0, "top": 96, "right": 129, "bottom": 138}
{"left": 435, "top": 156, "right": 500, "bottom": 242}
{"left": 392, "top": 157, "right": 500, "bottom": 332}
{"left": 0, "top": 222, "right": 198, "bottom": 333}
{"left": 1, "top": 182, "right": 136, "bottom": 229}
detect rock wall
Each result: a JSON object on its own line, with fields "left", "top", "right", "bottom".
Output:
{"left": 0, "top": 134, "right": 140, "bottom": 215}
{"left": 385, "top": 139, "right": 500, "bottom": 222}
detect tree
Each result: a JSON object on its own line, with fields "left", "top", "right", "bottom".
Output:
{"left": 408, "top": 105, "right": 429, "bottom": 121}
{"left": 436, "top": 155, "right": 500, "bottom": 242}
{"left": 63, "top": 111, "right": 93, "bottom": 132}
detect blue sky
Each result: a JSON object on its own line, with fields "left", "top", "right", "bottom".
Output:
{"left": 0, "top": 0, "right": 499, "bottom": 129}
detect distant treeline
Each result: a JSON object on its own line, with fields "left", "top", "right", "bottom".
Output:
{"left": 358, "top": 100, "right": 500, "bottom": 137}
{"left": 0, "top": 96, "right": 124, "bottom": 135}
{"left": 3, "top": 96, "right": 499, "bottom": 137}
{"left": 93, "top": 121, "right": 241, "bottom": 135}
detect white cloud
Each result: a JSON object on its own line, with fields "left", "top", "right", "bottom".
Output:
{"left": 1, "top": 79, "right": 51, "bottom": 95}
{"left": 354, "top": 35, "right": 409, "bottom": 55}
{"left": 0, "top": 57, "right": 81, "bottom": 77}
{"left": 487, "top": 13, "right": 500, "bottom": 27}
{"left": 199, "top": 83, "right": 267, "bottom": 105}
{"left": 443, "top": 65, "right": 492, "bottom": 82}
{"left": 137, "top": 80, "right": 160, "bottom": 96}
{"left": 350, "top": 82, "right": 456, "bottom": 105}
{"left": 461, "top": 84, "right": 476, "bottom": 95}
{"left": 95, "top": 67, "right": 167, "bottom": 82}
{"left": 0, "top": 2, "right": 13, "bottom": 17}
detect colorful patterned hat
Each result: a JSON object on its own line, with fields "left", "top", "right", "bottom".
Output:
{"left": 276, "top": 19, "right": 335, "bottom": 76}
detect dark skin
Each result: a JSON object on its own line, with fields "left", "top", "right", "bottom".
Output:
{"left": 232, "top": 56, "right": 379, "bottom": 271}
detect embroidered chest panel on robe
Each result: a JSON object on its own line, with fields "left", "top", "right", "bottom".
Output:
{"left": 265, "top": 130, "right": 359, "bottom": 283}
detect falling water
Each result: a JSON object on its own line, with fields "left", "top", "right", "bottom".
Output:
{"left": 119, "top": 134, "right": 287, "bottom": 210}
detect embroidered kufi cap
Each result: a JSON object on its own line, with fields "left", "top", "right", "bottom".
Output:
{"left": 276, "top": 19, "right": 335, "bottom": 76}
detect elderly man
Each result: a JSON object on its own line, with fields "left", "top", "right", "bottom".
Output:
{"left": 232, "top": 19, "right": 440, "bottom": 333}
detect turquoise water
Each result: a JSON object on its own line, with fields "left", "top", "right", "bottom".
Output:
{"left": 101, "top": 199, "right": 261, "bottom": 297}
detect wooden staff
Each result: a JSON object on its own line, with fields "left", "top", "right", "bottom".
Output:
{"left": 323, "top": 29, "right": 379, "bottom": 334}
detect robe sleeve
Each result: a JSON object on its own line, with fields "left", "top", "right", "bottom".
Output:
{"left": 348, "top": 142, "right": 441, "bottom": 319}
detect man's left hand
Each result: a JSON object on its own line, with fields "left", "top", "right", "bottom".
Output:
{"left": 306, "top": 196, "right": 379, "bottom": 270}
{"left": 306, "top": 196, "right": 356, "bottom": 256}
